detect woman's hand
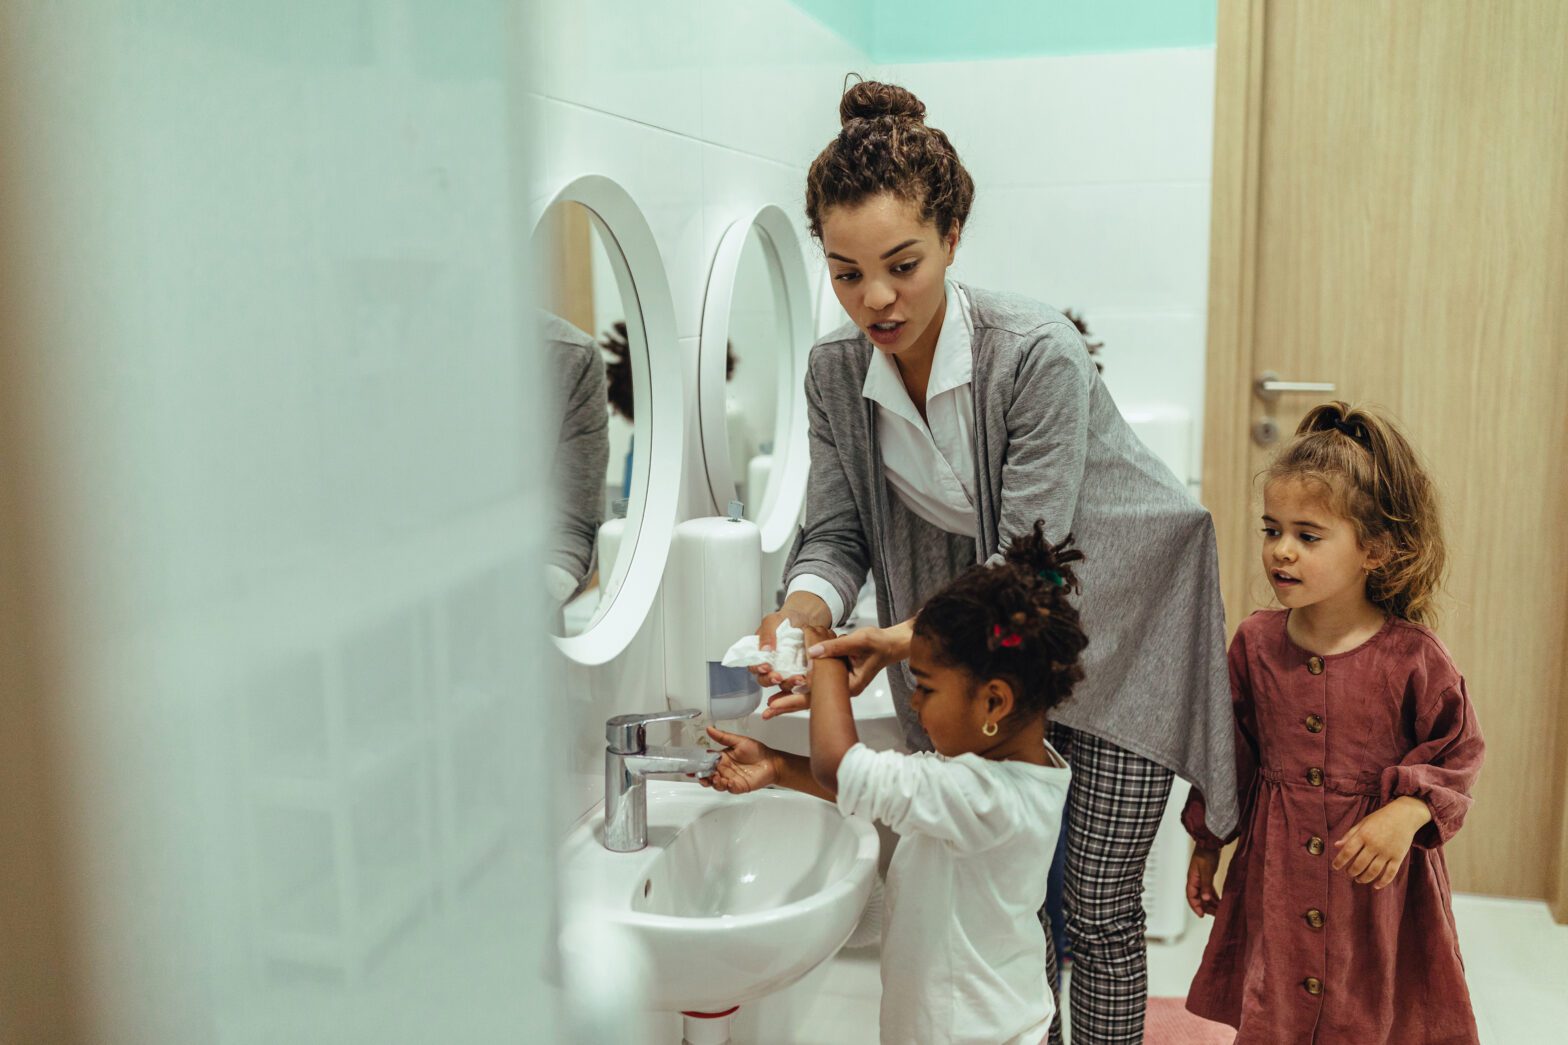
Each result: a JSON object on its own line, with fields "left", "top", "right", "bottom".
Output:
{"left": 1333, "top": 796, "right": 1431, "bottom": 889}
{"left": 750, "top": 593, "right": 832, "bottom": 693}
{"left": 759, "top": 621, "right": 911, "bottom": 720}
{"left": 701, "top": 726, "right": 781, "bottom": 795}
{"left": 1186, "top": 847, "right": 1222, "bottom": 917}
{"left": 801, "top": 624, "right": 836, "bottom": 650}
{"left": 814, "top": 621, "right": 910, "bottom": 695}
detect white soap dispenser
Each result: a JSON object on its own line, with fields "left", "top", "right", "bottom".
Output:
{"left": 663, "top": 501, "right": 764, "bottom": 720}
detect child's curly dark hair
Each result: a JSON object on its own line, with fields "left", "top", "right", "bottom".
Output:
{"left": 913, "top": 522, "right": 1089, "bottom": 722}
{"left": 599, "top": 321, "right": 635, "bottom": 421}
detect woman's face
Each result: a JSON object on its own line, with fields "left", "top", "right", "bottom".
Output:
{"left": 820, "top": 193, "right": 958, "bottom": 362}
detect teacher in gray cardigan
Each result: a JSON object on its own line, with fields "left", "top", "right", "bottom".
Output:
{"left": 749, "top": 81, "right": 1238, "bottom": 1045}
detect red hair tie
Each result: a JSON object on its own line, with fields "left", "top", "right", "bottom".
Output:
{"left": 992, "top": 624, "right": 1023, "bottom": 649}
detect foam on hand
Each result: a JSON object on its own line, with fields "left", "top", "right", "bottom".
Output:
{"left": 720, "top": 622, "right": 808, "bottom": 679}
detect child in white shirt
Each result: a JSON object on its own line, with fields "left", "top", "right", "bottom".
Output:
{"left": 704, "top": 523, "right": 1084, "bottom": 1044}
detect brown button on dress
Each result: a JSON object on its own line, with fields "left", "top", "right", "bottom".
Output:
{"left": 1181, "top": 610, "right": 1485, "bottom": 1044}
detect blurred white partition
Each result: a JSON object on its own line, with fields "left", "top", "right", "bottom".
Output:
{"left": 0, "top": 3, "right": 562, "bottom": 1042}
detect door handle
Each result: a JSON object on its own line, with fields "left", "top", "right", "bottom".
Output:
{"left": 1255, "top": 370, "right": 1336, "bottom": 402}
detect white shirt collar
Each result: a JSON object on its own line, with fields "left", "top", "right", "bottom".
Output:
{"left": 861, "top": 282, "right": 972, "bottom": 420}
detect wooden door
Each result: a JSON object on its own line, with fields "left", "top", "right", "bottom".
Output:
{"left": 1202, "top": 0, "right": 1568, "bottom": 913}
{"left": 537, "top": 201, "right": 596, "bottom": 335}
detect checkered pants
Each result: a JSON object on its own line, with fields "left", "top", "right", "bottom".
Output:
{"left": 1040, "top": 724, "right": 1175, "bottom": 1045}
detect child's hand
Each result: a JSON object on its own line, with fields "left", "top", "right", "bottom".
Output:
{"left": 702, "top": 726, "right": 780, "bottom": 795}
{"left": 1333, "top": 797, "right": 1431, "bottom": 889}
{"left": 1186, "top": 847, "right": 1222, "bottom": 917}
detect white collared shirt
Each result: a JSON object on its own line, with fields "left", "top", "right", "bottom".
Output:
{"left": 788, "top": 283, "right": 977, "bottom": 623}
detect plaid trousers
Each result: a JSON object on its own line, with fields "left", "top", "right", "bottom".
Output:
{"left": 1040, "top": 724, "right": 1174, "bottom": 1045}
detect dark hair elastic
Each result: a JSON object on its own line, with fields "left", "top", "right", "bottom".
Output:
{"left": 1328, "top": 416, "right": 1372, "bottom": 449}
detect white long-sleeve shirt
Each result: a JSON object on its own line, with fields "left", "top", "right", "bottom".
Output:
{"left": 836, "top": 740, "right": 1070, "bottom": 1045}
{"left": 787, "top": 282, "right": 977, "bottom": 624}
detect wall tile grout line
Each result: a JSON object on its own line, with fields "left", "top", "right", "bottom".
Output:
{"left": 533, "top": 93, "right": 811, "bottom": 173}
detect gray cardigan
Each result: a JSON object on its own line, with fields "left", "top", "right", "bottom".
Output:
{"left": 784, "top": 284, "right": 1238, "bottom": 837}
{"left": 540, "top": 312, "right": 610, "bottom": 595}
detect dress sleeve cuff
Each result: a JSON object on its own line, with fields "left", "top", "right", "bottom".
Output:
{"left": 1181, "top": 786, "right": 1229, "bottom": 850}
{"left": 785, "top": 574, "right": 847, "bottom": 627}
{"left": 1380, "top": 765, "right": 1469, "bottom": 849}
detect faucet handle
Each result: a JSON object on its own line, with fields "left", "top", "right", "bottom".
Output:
{"left": 606, "top": 708, "right": 701, "bottom": 754}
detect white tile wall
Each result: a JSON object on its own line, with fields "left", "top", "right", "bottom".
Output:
{"left": 532, "top": 0, "right": 706, "bottom": 140}
{"left": 884, "top": 49, "right": 1217, "bottom": 187}
{"left": 696, "top": 0, "right": 872, "bottom": 168}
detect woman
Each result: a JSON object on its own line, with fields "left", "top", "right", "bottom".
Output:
{"left": 750, "top": 80, "right": 1237, "bottom": 1045}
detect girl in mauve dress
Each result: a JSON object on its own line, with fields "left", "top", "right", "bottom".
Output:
{"left": 1182, "top": 402, "right": 1484, "bottom": 1044}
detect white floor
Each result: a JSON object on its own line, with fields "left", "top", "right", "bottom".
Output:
{"left": 651, "top": 894, "right": 1568, "bottom": 1044}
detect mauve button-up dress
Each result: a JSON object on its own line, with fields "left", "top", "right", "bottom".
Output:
{"left": 1182, "top": 610, "right": 1485, "bottom": 1044}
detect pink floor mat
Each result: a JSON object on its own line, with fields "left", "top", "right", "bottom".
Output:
{"left": 1143, "top": 997, "right": 1236, "bottom": 1044}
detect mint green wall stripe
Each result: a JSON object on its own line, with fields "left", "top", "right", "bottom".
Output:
{"left": 790, "top": 0, "right": 1215, "bottom": 61}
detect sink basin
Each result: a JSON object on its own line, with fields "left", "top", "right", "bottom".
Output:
{"left": 559, "top": 780, "right": 879, "bottom": 1012}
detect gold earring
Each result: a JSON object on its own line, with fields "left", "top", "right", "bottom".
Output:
{"left": 982, "top": 721, "right": 998, "bottom": 737}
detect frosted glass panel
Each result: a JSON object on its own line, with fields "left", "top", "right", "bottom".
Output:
{"left": 0, "top": 2, "right": 558, "bottom": 1042}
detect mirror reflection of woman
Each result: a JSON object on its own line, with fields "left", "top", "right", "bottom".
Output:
{"left": 749, "top": 80, "right": 1237, "bottom": 1045}
{"left": 539, "top": 311, "right": 610, "bottom": 607}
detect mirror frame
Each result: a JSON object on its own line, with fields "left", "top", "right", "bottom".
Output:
{"left": 813, "top": 258, "right": 843, "bottom": 338}
{"left": 530, "top": 175, "right": 683, "bottom": 666}
{"left": 696, "top": 205, "right": 813, "bottom": 554}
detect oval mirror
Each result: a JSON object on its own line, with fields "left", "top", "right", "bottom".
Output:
{"left": 697, "top": 206, "right": 812, "bottom": 555}
{"left": 530, "top": 176, "right": 682, "bottom": 664}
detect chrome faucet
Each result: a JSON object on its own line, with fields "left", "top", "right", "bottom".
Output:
{"left": 603, "top": 708, "right": 720, "bottom": 853}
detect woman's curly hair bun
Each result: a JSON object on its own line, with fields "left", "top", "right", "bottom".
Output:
{"left": 840, "top": 80, "right": 926, "bottom": 126}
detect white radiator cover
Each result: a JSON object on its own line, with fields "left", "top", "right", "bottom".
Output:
{"left": 1141, "top": 786, "right": 1195, "bottom": 942}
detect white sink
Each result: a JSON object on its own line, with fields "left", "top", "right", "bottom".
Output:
{"left": 560, "top": 780, "right": 879, "bottom": 1013}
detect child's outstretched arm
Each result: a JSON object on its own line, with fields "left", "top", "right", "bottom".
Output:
{"left": 804, "top": 624, "right": 859, "bottom": 794}
{"left": 703, "top": 726, "right": 835, "bottom": 801}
